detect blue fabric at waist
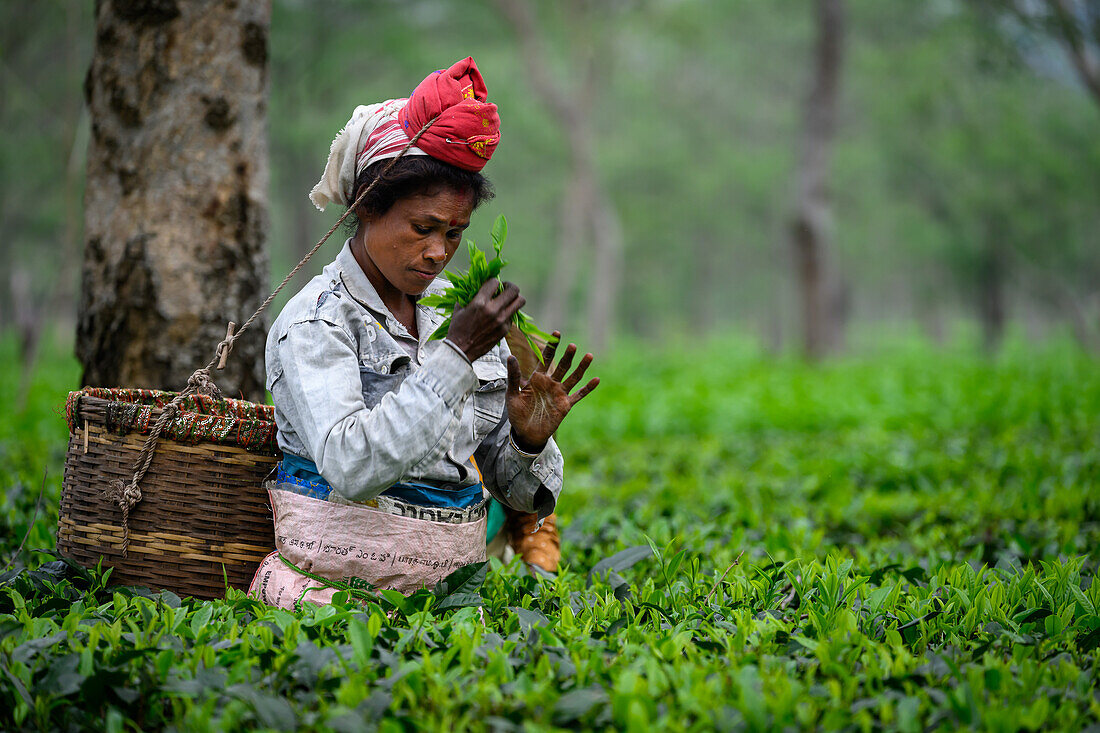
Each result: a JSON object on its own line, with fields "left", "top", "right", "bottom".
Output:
{"left": 278, "top": 453, "right": 483, "bottom": 509}
{"left": 280, "top": 452, "right": 328, "bottom": 484}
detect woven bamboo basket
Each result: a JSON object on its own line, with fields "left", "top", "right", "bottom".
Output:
{"left": 58, "top": 388, "right": 281, "bottom": 599}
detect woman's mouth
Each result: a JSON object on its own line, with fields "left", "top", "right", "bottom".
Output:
{"left": 411, "top": 269, "right": 438, "bottom": 281}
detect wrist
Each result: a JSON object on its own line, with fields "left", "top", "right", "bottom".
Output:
{"left": 510, "top": 429, "right": 546, "bottom": 457}
{"left": 444, "top": 332, "right": 481, "bottom": 362}
{"left": 441, "top": 337, "right": 472, "bottom": 365}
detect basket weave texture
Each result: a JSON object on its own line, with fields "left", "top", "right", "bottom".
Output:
{"left": 58, "top": 388, "right": 281, "bottom": 600}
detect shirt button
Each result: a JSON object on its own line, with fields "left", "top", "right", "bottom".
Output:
{"left": 380, "top": 366, "right": 388, "bottom": 374}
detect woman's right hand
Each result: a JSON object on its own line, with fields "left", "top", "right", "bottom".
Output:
{"left": 446, "top": 279, "right": 526, "bottom": 362}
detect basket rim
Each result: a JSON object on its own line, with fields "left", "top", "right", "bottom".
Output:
{"left": 66, "top": 387, "right": 279, "bottom": 453}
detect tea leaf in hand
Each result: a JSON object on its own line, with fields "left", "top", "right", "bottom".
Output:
{"left": 422, "top": 215, "right": 558, "bottom": 362}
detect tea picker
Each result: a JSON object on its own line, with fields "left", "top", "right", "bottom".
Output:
{"left": 57, "top": 58, "right": 598, "bottom": 603}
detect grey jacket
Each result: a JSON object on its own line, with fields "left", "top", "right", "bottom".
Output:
{"left": 265, "top": 241, "right": 563, "bottom": 519}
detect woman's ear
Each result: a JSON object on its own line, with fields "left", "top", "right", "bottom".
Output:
{"left": 350, "top": 185, "right": 371, "bottom": 223}
{"left": 354, "top": 201, "right": 374, "bottom": 225}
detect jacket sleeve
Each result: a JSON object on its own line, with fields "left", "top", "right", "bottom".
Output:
{"left": 475, "top": 423, "right": 564, "bottom": 521}
{"left": 274, "top": 316, "right": 477, "bottom": 501}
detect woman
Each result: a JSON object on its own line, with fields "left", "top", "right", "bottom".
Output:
{"left": 249, "top": 58, "right": 597, "bottom": 609}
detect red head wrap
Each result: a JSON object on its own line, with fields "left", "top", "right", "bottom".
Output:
{"left": 397, "top": 57, "right": 501, "bottom": 172}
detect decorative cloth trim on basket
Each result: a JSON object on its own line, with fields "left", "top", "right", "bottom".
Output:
{"left": 66, "top": 388, "right": 278, "bottom": 453}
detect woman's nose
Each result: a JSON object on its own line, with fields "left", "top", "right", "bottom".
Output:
{"left": 424, "top": 235, "right": 448, "bottom": 263}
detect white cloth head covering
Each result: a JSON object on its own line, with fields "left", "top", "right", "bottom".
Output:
{"left": 308, "top": 99, "right": 429, "bottom": 212}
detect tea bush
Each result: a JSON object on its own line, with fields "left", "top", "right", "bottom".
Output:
{"left": 1, "top": 333, "right": 1097, "bottom": 731}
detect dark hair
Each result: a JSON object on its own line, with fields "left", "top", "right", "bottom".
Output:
{"left": 346, "top": 156, "right": 494, "bottom": 230}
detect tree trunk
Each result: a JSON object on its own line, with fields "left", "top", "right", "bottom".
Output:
{"left": 1045, "top": 0, "right": 1100, "bottom": 108}
{"left": 977, "top": 240, "right": 1007, "bottom": 352}
{"left": 78, "top": 0, "right": 270, "bottom": 401}
{"left": 790, "top": 0, "right": 845, "bottom": 361}
{"left": 542, "top": 156, "right": 591, "bottom": 331}
{"left": 585, "top": 186, "right": 623, "bottom": 351}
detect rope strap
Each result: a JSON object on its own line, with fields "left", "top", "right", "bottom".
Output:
{"left": 102, "top": 115, "right": 441, "bottom": 556}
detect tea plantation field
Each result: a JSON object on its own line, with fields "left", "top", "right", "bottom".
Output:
{"left": 1, "top": 334, "right": 1098, "bottom": 731}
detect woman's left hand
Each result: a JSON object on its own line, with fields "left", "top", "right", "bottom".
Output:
{"left": 505, "top": 332, "right": 599, "bottom": 453}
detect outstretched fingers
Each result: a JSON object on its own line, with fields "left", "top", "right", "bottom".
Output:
{"left": 538, "top": 331, "right": 562, "bottom": 372}
{"left": 551, "top": 343, "right": 577, "bottom": 382}
{"left": 505, "top": 355, "right": 524, "bottom": 397}
{"left": 561, "top": 352, "right": 594, "bottom": 393}
{"left": 569, "top": 377, "right": 600, "bottom": 405}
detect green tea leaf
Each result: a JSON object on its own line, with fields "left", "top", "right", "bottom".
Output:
{"left": 434, "top": 561, "right": 487, "bottom": 596}
{"left": 588, "top": 545, "right": 653, "bottom": 584}
{"left": 491, "top": 214, "right": 507, "bottom": 252}
{"left": 1077, "top": 625, "right": 1100, "bottom": 653}
{"left": 419, "top": 215, "right": 559, "bottom": 360}
{"left": 510, "top": 606, "right": 549, "bottom": 631}
{"left": 418, "top": 294, "right": 450, "bottom": 308}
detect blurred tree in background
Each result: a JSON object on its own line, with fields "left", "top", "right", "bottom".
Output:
{"left": 866, "top": 2, "right": 1100, "bottom": 351}
{"left": 1, "top": 0, "right": 1097, "bottom": 369}
{"left": 0, "top": 2, "right": 90, "bottom": 402}
{"left": 493, "top": 0, "right": 625, "bottom": 352}
{"left": 978, "top": 0, "right": 1100, "bottom": 108}
{"left": 966, "top": 0, "right": 1100, "bottom": 350}
{"left": 790, "top": 0, "right": 847, "bottom": 359}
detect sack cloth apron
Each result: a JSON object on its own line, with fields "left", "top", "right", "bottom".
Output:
{"left": 249, "top": 467, "right": 487, "bottom": 609}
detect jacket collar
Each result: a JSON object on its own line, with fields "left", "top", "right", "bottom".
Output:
{"left": 334, "top": 240, "right": 389, "bottom": 316}
{"left": 333, "top": 239, "right": 449, "bottom": 349}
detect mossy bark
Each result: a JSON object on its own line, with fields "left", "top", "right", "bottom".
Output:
{"left": 78, "top": 0, "right": 271, "bottom": 400}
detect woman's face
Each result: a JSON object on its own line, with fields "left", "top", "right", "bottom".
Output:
{"left": 357, "top": 187, "right": 474, "bottom": 297}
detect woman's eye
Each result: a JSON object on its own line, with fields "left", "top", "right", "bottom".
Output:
{"left": 413, "top": 224, "right": 431, "bottom": 235}
{"left": 447, "top": 230, "right": 462, "bottom": 240}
